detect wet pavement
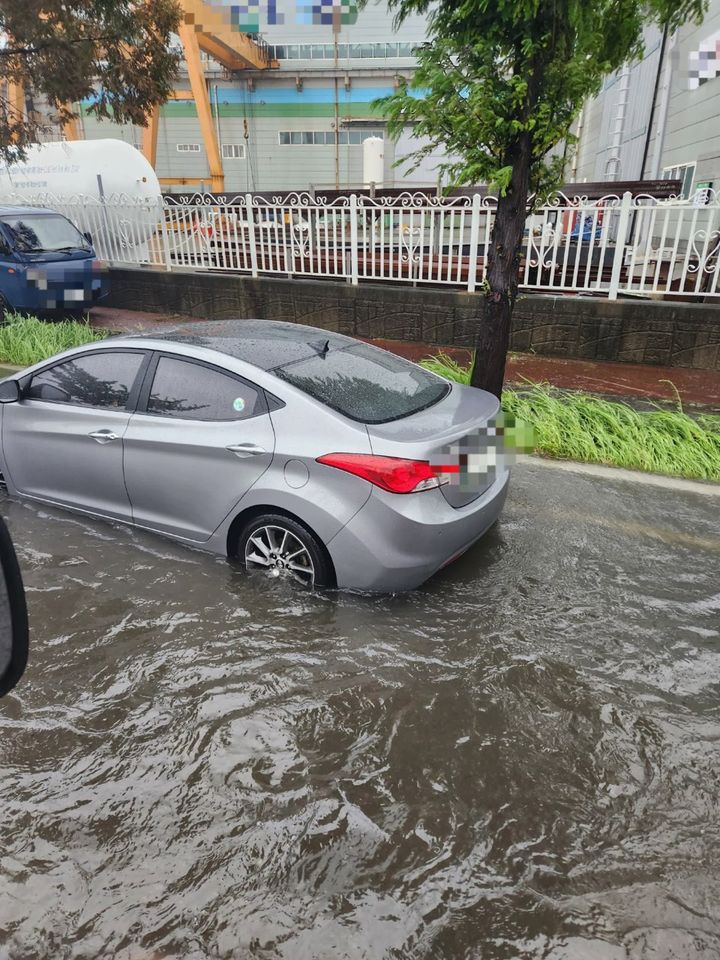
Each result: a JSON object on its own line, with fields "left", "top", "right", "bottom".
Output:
{"left": 1, "top": 461, "right": 720, "bottom": 960}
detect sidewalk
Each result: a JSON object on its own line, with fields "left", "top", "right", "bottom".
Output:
{"left": 370, "top": 338, "right": 720, "bottom": 409}
{"left": 89, "top": 306, "right": 720, "bottom": 409}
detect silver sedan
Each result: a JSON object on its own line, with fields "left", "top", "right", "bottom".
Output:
{"left": 0, "top": 320, "right": 509, "bottom": 592}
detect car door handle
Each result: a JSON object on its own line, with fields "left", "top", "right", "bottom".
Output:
{"left": 226, "top": 443, "right": 266, "bottom": 458}
{"left": 88, "top": 430, "right": 119, "bottom": 444}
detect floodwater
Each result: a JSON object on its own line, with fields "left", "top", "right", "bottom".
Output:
{"left": 1, "top": 462, "right": 720, "bottom": 960}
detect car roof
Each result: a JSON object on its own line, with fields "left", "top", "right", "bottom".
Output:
{"left": 0, "top": 206, "right": 60, "bottom": 217}
{"left": 119, "top": 319, "right": 357, "bottom": 371}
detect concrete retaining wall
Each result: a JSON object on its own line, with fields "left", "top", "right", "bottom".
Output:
{"left": 106, "top": 267, "right": 720, "bottom": 370}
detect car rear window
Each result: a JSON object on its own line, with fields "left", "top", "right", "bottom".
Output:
{"left": 271, "top": 342, "right": 450, "bottom": 423}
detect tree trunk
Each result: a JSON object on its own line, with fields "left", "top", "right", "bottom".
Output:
{"left": 470, "top": 134, "right": 533, "bottom": 398}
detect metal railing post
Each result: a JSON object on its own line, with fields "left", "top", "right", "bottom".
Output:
{"left": 30, "top": 188, "right": 720, "bottom": 300}
{"left": 349, "top": 193, "right": 359, "bottom": 285}
{"left": 467, "top": 193, "right": 482, "bottom": 293}
{"left": 245, "top": 193, "right": 259, "bottom": 278}
{"left": 158, "top": 197, "right": 172, "bottom": 271}
{"left": 609, "top": 191, "right": 633, "bottom": 299}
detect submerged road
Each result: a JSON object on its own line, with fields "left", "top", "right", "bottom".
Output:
{"left": 1, "top": 461, "right": 719, "bottom": 959}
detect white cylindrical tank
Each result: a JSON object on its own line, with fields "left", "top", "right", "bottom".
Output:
{"left": 0, "top": 139, "right": 161, "bottom": 202}
{"left": 363, "top": 136, "right": 385, "bottom": 189}
{"left": 0, "top": 140, "right": 163, "bottom": 257}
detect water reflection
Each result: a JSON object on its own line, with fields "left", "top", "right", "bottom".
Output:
{"left": 26, "top": 351, "right": 143, "bottom": 407}
{"left": 1, "top": 463, "right": 719, "bottom": 958}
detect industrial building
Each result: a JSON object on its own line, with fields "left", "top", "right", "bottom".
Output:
{"left": 58, "top": 0, "right": 720, "bottom": 197}
{"left": 572, "top": 3, "right": 720, "bottom": 198}
{"left": 76, "top": 0, "right": 435, "bottom": 194}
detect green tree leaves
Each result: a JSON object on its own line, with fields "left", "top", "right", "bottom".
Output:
{"left": 378, "top": 0, "right": 707, "bottom": 203}
{"left": 373, "top": 0, "right": 707, "bottom": 395}
{"left": 0, "top": 0, "right": 182, "bottom": 162}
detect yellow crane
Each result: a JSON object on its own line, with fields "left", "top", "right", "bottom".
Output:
{"left": 148, "top": 0, "right": 277, "bottom": 192}
{"left": 51, "top": 0, "right": 278, "bottom": 192}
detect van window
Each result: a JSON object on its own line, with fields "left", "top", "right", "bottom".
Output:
{"left": 1, "top": 214, "right": 91, "bottom": 254}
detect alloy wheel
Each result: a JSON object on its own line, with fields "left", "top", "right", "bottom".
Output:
{"left": 244, "top": 524, "right": 315, "bottom": 587}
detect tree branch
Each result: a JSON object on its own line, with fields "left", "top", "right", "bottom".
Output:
{"left": 0, "top": 36, "right": 113, "bottom": 57}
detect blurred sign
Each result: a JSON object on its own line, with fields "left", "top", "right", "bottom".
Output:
{"left": 688, "top": 31, "right": 720, "bottom": 89}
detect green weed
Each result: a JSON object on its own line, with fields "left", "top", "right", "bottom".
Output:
{"left": 0, "top": 313, "right": 110, "bottom": 367}
{"left": 421, "top": 353, "right": 720, "bottom": 481}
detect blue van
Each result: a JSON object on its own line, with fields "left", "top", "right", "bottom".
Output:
{"left": 0, "top": 206, "right": 109, "bottom": 315}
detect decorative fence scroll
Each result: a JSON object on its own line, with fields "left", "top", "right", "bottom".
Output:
{"left": 3, "top": 187, "right": 718, "bottom": 299}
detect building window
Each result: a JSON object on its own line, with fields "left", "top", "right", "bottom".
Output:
{"left": 177, "top": 143, "right": 201, "bottom": 153}
{"left": 278, "top": 130, "right": 384, "bottom": 146}
{"left": 663, "top": 162, "right": 696, "bottom": 200}
{"left": 268, "top": 41, "right": 417, "bottom": 60}
{"left": 221, "top": 143, "right": 245, "bottom": 159}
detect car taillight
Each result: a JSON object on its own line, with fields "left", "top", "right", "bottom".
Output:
{"left": 317, "top": 453, "right": 447, "bottom": 494}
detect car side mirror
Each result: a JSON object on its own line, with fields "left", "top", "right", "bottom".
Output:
{"left": 0, "top": 516, "right": 29, "bottom": 697}
{"left": 83, "top": 232, "right": 93, "bottom": 246}
{"left": 0, "top": 380, "right": 20, "bottom": 403}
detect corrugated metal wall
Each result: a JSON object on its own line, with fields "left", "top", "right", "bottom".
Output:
{"left": 660, "top": 5, "right": 720, "bottom": 186}
{"left": 575, "top": 1, "right": 720, "bottom": 191}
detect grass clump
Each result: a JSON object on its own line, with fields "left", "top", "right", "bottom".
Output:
{"left": 0, "top": 313, "right": 110, "bottom": 367}
{"left": 421, "top": 352, "right": 720, "bottom": 482}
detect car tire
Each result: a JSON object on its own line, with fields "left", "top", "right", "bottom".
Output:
{"left": 236, "top": 513, "right": 334, "bottom": 589}
{"left": 0, "top": 293, "right": 13, "bottom": 320}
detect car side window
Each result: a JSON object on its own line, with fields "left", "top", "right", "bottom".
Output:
{"left": 146, "top": 356, "right": 262, "bottom": 421}
{"left": 26, "top": 352, "right": 145, "bottom": 409}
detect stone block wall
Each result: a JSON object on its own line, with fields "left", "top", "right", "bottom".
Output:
{"left": 105, "top": 268, "right": 720, "bottom": 370}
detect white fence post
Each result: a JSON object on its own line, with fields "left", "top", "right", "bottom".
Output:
{"left": 13, "top": 188, "right": 718, "bottom": 298}
{"left": 158, "top": 198, "right": 172, "bottom": 272}
{"left": 349, "top": 193, "right": 359, "bottom": 285}
{"left": 467, "top": 193, "right": 482, "bottom": 293}
{"left": 245, "top": 193, "right": 259, "bottom": 278}
{"left": 609, "top": 191, "right": 633, "bottom": 300}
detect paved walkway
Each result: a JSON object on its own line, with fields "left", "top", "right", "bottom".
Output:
{"left": 370, "top": 339, "right": 720, "bottom": 408}
{"left": 90, "top": 306, "right": 720, "bottom": 409}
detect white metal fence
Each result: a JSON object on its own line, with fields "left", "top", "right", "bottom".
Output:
{"left": 5, "top": 188, "right": 720, "bottom": 299}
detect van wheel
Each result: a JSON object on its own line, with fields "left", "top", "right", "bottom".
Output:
{"left": 0, "top": 294, "right": 13, "bottom": 320}
{"left": 237, "top": 513, "right": 333, "bottom": 589}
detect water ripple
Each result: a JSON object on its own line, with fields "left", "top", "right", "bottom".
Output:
{"left": 1, "top": 464, "right": 719, "bottom": 959}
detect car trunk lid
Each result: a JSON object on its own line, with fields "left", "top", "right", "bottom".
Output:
{"left": 366, "top": 383, "right": 502, "bottom": 508}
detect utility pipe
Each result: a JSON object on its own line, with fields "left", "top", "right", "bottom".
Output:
{"left": 570, "top": 104, "right": 585, "bottom": 180}
{"left": 649, "top": 30, "right": 677, "bottom": 180}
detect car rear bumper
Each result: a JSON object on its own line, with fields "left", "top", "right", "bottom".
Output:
{"left": 326, "top": 469, "right": 510, "bottom": 593}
